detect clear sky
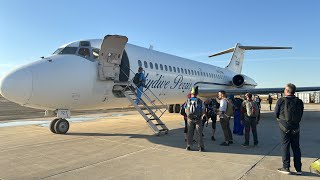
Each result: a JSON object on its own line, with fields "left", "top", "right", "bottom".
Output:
{"left": 0, "top": 0, "right": 319, "bottom": 88}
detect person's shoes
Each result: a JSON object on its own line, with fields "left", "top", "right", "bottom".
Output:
{"left": 199, "top": 147, "right": 205, "bottom": 152}
{"left": 220, "top": 142, "right": 229, "bottom": 146}
{"left": 211, "top": 136, "right": 215, "bottom": 141}
{"left": 242, "top": 143, "right": 249, "bottom": 147}
{"left": 277, "top": 167, "right": 290, "bottom": 174}
{"left": 296, "top": 171, "right": 302, "bottom": 175}
{"left": 229, "top": 140, "right": 233, "bottom": 144}
{"left": 186, "top": 146, "right": 191, "bottom": 151}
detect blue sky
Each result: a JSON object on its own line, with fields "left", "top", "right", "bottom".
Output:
{"left": 0, "top": 0, "right": 319, "bottom": 88}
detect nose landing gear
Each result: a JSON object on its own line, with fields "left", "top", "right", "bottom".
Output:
{"left": 50, "top": 118, "right": 70, "bottom": 134}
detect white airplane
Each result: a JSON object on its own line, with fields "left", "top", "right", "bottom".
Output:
{"left": 0, "top": 35, "right": 319, "bottom": 134}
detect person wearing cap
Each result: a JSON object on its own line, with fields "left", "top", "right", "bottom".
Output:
{"left": 135, "top": 67, "right": 146, "bottom": 104}
{"left": 185, "top": 87, "right": 206, "bottom": 152}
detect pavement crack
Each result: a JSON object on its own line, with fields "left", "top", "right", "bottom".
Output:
{"left": 238, "top": 142, "right": 281, "bottom": 180}
{"left": 40, "top": 148, "right": 149, "bottom": 179}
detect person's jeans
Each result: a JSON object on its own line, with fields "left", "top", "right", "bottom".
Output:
{"left": 135, "top": 86, "right": 143, "bottom": 104}
{"left": 280, "top": 129, "right": 302, "bottom": 171}
{"left": 187, "top": 118, "right": 204, "bottom": 148}
{"left": 219, "top": 115, "right": 233, "bottom": 142}
{"left": 244, "top": 117, "right": 258, "bottom": 144}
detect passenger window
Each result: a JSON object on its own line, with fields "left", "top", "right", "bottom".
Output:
{"left": 206, "top": 72, "right": 208, "bottom": 77}
{"left": 164, "top": 65, "right": 168, "bottom": 71}
{"left": 138, "top": 60, "right": 142, "bottom": 67}
{"left": 173, "top": 67, "right": 176, "bottom": 72}
{"left": 160, "top": 64, "right": 163, "bottom": 70}
{"left": 197, "top": 71, "right": 200, "bottom": 76}
{"left": 181, "top": 68, "right": 184, "bottom": 74}
{"left": 177, "top": 67, "right": 180, "bottom": 73}
{"left": 144, "top": 61, "right": 148, "bottom": 68}
{"left": 149, "top": 62, "right": 153, "bottom": 69}
{"left": 169, "top": 66, "right": 172, "bottom": 72}
{"left": 188, "top": 69, "right": 191, "bottom": 75}
{"left": 155, "top": 63, "right": 158, "bottom": 70}
{"left": 184, "top": 69, "right": 187, "bottom": 74}
{"left": 78, "top": 48, "right": 90, "bottom": 58}
{"left": 191, "top": 70, "right": 194, "bottom": 75}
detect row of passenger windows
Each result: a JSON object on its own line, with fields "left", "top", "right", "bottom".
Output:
{"left": 138, "top": 60, "right": 226, "bottom": 79}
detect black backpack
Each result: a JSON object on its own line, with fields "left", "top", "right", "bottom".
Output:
{"left": 283, "top": 97, "right": 303, "bottom": 124}
{"left": 133, "top": 73, "right": 140, "bottom": 85}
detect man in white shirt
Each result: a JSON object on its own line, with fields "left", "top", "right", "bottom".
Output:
{"left": 217, "top": 90, "right": 233, "bottom": 146}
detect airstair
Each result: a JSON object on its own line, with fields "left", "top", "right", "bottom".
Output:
{"left": 97, "top": 35, "right": 169, "bottom": 135}
{"left": 121, "top": 83, "right": 169, "bottom": 136}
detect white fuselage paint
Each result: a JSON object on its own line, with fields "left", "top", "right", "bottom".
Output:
{"left": 0, "top": 39, "right": 257, "bottom": 111}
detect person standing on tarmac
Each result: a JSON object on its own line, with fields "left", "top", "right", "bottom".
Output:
{"left": 233, "top": 97, "right": 244, "bottom": 136}
{"left": 203, "top": 98, "right": 219, "bottom": 141}
{"left": 275, "top": 83, "right": 304, "bottom": 175}
{"left": 217, "top": 90, "right": 233, "bottom": 146}
{"left": 267, "top": 95, "right": 273, "bottom": 111}
{"left": 241, "top": 93, "right": 259, "bottom": 147}
{"left": 185, "top": 88, "right": 206, "bottom": 152}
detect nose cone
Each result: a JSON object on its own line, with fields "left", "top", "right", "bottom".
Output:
{"left": 0, "top": 69, "right": 33, "bottom": 105}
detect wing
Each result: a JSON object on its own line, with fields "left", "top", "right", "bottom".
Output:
{"left": 198, "top": 87, "right": 320, "bottom": 97}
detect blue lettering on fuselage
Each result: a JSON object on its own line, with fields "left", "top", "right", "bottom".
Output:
{"left": 144, "top": 73, "right": 193, "bottom": 90}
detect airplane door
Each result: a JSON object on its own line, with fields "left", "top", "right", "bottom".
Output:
{"left": 98, "top": 35, "right": 128, "bottom": 81}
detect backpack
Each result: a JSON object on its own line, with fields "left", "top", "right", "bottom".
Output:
{"left": 310, "top": 159, "right": 320, "bottom": 175}
{"left": 180, "top": 103, "right": 187, "bottom": 116}
{"left": 244, "top": 100, "right": 259, "bottom": 117}
{"left": 225, "top": 99, "right": 234, "bottom": 116}
{"left": 283, "top": 97, "right": 303, "bottom": 124}
{"left": 133, "top": 73, "right": 140, "bottom": 86}
{"left": 185, "top": 98, "right": 202, "bottom": 120}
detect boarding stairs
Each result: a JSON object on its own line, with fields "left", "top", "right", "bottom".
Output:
{"left": 97, "top": 34, "right": 168, "bottom": 135}
{"left": 122, "top": 82, "right": 169, "bottom": 136}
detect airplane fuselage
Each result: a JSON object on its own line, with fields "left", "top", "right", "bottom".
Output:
{"left": 0, "top": 39, "right": 257, "bottom": 111}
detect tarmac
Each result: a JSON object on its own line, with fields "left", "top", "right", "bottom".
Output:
{"left": 0, "top": 96, "right": 319, "bottom": 179}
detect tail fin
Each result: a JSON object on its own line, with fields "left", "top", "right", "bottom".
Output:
{"left": 208, "top": 43, "right": 292, "bottom": 74}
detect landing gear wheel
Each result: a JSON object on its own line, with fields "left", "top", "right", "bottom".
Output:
{"left": 50, "top": 118, "right": 60, "bottom": 134}
{"left": 54, "top": 119, "right": 70, "bottom": 134}
{"left": 169, "top": 104, "right": 174, "bottom": 113}
{"left": 174, "top": 104, "right": 181, "bottom": 113}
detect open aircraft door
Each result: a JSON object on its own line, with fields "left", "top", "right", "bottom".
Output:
{"left": 98, "top": 35, "right": 128, "bottom": 81}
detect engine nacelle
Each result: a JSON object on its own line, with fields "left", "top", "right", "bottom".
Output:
{"left": 232, "top": 74, "right": 257, "bottom": 88}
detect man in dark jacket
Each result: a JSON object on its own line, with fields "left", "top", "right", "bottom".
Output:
{"left": 275, "top": 83, "right": 304, "bottom": 175}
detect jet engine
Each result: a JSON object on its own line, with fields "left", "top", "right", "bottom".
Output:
{"left": 232, "top": 74, "right": 256, "bottom": 88}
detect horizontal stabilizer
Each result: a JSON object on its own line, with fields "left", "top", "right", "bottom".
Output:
{"left": 208, "top": 45, "right": 292, "bottom": 57}
{"left": 238, "top": 46, "right": 292, "bottom": 50}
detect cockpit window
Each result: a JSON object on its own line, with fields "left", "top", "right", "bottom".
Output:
{"left": 53, "top": 48, "right": 63, "bottom": 54}
{"left": 78, "top": 48, "right": 90, "bottom": 58}
{"left": 80, "top": 41, "right": 90, "bottom": 46}
{"left": 58, "top": 47, "right": 78, "bottom": 55}
{"left": 92, "top": 48, "right": 100, "bottom": 59}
